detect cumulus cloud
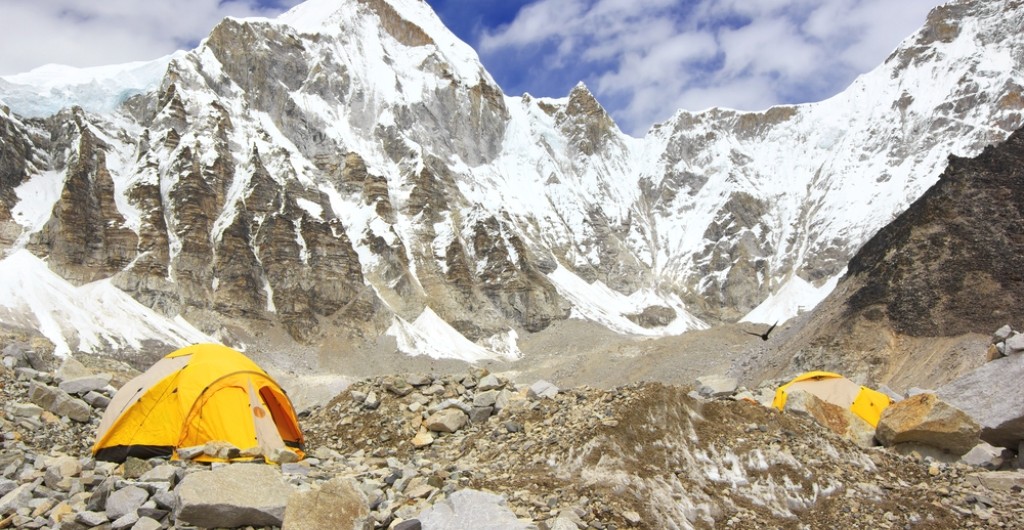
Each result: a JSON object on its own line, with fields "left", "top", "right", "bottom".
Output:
{"left": 479, "top": 0, "right": 942, "bottom": 134}
{"left": 0, "top": 0, "right": 302, "bottom": 76}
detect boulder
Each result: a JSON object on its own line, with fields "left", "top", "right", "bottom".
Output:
{"left": 528, "top": 380, "right": 559, "bottom": 399}
{"left": 59, "top": 374, "right": 112, "bottom": 395}
{"left": 282, "top": 476, "right": 371, "bottom": 530}
{"left": 175, "top": 463, "right": 293, "bottom": 528}
{"left": 27, "top": 381, "right": 92, "bottom": 422}
{"left": 875, "top": 393, "right": 980, "bottom": 455}
{"left": 105, "top": 485, "right": 149, "bottom": 520}
{"left": 1005, "top": 332, "right": 1024, "bottom": 355}
{"left": 417, "top": 489, "right": 532, "bottom": 529}
{"left": 783, "top": 390, "right": 876, "bottom": 448}
{"left": 960, "top": 442, "right": 1009, "bottom": 469}
{"left": 425, "top": 409, "right": 468, "bottom": 433}
{"left": 937, "top": 352, "right": 1024, "bottom": 448}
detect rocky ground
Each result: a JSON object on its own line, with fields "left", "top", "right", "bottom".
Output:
{"left": 3, "top": 338, "right": 1024, "bottom": 530}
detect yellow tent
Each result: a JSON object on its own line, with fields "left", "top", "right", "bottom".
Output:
{"left": 92, "top": 344, "right": 305, "bottom": 463}
{"left": 772, "top": 371, "right": 892, "bottom": 427}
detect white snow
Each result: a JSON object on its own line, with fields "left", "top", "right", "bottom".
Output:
{"left": 11, "top": 170, "right": 64, "bottom": 237}
{"left": 0, "top": 250, "right": 212, "bottom": 356}
{"left": 386, "top": 307, "right": 519, "bottom": 362}
{"left": 547, "top": 265, "right": 708, "bottom": 336}
{"left": 741, "top": 271, "right": 845, "bottom": 324}
{"left": 0, "top": 52, "right": 185, "bottom": 118}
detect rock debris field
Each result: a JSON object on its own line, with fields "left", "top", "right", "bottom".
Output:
{"left": 2, "top": 346, "right": 1024, "bottom": 530}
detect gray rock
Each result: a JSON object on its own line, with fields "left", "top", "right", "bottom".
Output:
{"left": 425, "top": 409, "right": 469, "bottom": 433}
{"left": 547, "top": 516, "right": 580, "bottom": 530}
{"left": 961, "top": 442, "right": 1008, "bottom": 469}
{"left": 393, "top": 520, "right": 423, "bottom": 530}
{"left": 470, "top": 407, "right": 494, "bottom": 423}
{"left": 27, "top": 381, "right": 91, "bottom": 422}
{"left": 76, "top": 510, "right": 110, "bottom": 526}
{"left": 417, "top": 489, "right": 532, "bottom": 529}
{"left": 175, "top": 463, "right": 292, "bottom": 528}
{"left": 407, "top": 374, "right": 433, "bottom": 387}
{"left": 938, "top": 353, "right": 1024, "bottom": 448}
{"left": 1004, "top": 332, "right": 1024, "bottom": 355}
{"left": 473, "top": 390, "right": 500, "bottom": 408}
{"left": 0, "top": 480, "right": 40, "bottom": 514}
{"left": 131, "top": 516, "right": 162, "bottom": 530}
{"left": 83, "top": 391, "right": 112, "bottom": 408}
{"left": 282, "top": 476, "right": 370, "bottom": 530}
{"left": 0, "top": 479, "right": 15, "bottom": 498}
{"left": 478, "top": 374, "right": 502, "bottom": 391}
{"left": 139, "top": 464, "right": 177, "bottom": 484}
{"left": 528, "top": 380, "right": 559, "bottom": 399}
{"left": 110, "top": 511, "right": 140, "bottom": 530}
{"left": 9, "top": 402, "right": 43, "bottom": 417}
{"left": 59, "top": 374, "right": 112, "bottom": 395}
{"left": 993, "top": 324, "right": 1014, "bottom": 343}
{"left": 106, "top": 485, "right": 150, "bottom": 520}
{"left": 494, "top": 390, "right": 513, "bottom": 412}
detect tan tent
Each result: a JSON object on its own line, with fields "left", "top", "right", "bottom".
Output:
{"left": 772, "top": 371, "right": 892, "bottom": 427}
{"left": 92, "top": 343, "right": 304, "bottom": 463}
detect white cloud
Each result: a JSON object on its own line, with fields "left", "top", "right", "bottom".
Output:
{"left": 480, "top": 0, "right": 943, "bottom": 134}
{"left": 0, "top": 0, "right": 302, "bottom": 76}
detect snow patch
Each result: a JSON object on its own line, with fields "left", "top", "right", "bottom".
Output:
{"left": 11, "top": 170, "right": 64, "bottom": 237}
{"left": 741, "top": 271, "right": 845, "bottom": 324}
{"left": 0, "top": 250, "right": 212, "bottom": 356}
{"left": 386, "top": 307, "right": 517, "bottom": 362}
{"left": 547, "top": 265, "right": 707, "bottom": 336}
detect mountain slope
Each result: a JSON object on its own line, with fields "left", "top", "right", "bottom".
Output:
{"left": 735, "top": 125, "right": 1024, "bottom": 389}
{"left": 0, "top": 0, "right": 1023, "bottom": 362}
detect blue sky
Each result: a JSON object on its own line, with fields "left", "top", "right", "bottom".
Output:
{"left": 0, "top": 0, "right": 944, "bottom": 134}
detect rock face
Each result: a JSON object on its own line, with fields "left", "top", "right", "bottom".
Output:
{"left": 875, "top": 393, "right": 981, "bottom": 455}
{"left": 938, "top": 352, "right": 1024, "bottom": 448}
{"left": 744, "top": 125, "right": 1024, "bottom": 389}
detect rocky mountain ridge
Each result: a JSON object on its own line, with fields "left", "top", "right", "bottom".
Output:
{"left": 0, "top": 0, "right": 1023, "bottom": 364}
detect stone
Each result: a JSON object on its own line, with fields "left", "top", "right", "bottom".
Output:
{"left": 1004, "top": 332, "right": 1024, "bottom": 355}
{"left": 131, "top": 516, "right": 162, "bottom": 530}
{"left": 425, "top": 409, "right": 468, "bottom": 433}
{"left": 58, "top": 374, "right": 112, "bottom": 395}
{"left": 470, "top": 406, "right": 494, "bottom": 423}
{"left": 992, "top": 324, "right": 1013, "bottom": 343}
{"left": 411, "top": 427, "right": 434, "bottom": 448}
{"left": 938, "top": 353, "right": 1024, "bottom": 448}
{"left": 106, "top": 485, "right": 149, "bottom": 520}
{"left": 965, "top": 470, "right": 1024, "bottom": 492}
{"left": 123, "top": 457, "right": 153, "bottom": 479}
{"left": 696, "top": 375, "right": 738, "bottom": 398}
{"left": 473, "top": 390, "right": 500, "bottom": 408}
{"left": 175, "top": 463, "right": 293, "bottom": 528}
{"left": 27, "top": 382, "right": 92, "bottom": 422}
{"left": 406, "top": 374, "right": 432, "bottom": 387}
{"left": 110, "top": 511, "right": 139, "bottom": 530}
{"left": 0, "top": 480, "right": 39, "bottom": 515}
{"left": 392, "top": 520, "right": 422, "bottom": 530}
{"left": 528, "top": 380, "right": 559, "bottom": 399}
{"left": 961, "top": 442, "right": 1008, "bottom": 469}
{"left": 876, "top": 393, "right": 980, "bottom": 455}
{"left": 547, "top": 516, "right": 580, "bottom": 530}
{"left": 138, "top": 464, "right": 177, "bottom": 484}
{"left": 494, "top": 389, "right": 514, "bottom": 412}
{"left": 270, "top": 447, "right": 301, "bottom": 464}
{"left": 478, "top": 374, "right": 502, "bottom": 391}
{"left": 783, "top": 390, "right": 877, "bottom": 448}
{"left": 76, "top": 510, "right": 110, "bottom": 526}
{"left": 83, "top": 391, "right": 112, "bottom": 409}
{"left": 417, "top": 489, "right": 532, "bottom": 529}
{"left": 282, "top": 476, "right": 370, "bottom": 530}
{"left": 9, "top": 402, "right": 43, "bottom": 417}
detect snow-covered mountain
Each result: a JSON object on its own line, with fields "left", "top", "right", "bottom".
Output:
{"left": 1, "top": 0, "right": 1022, "bottom": 361}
